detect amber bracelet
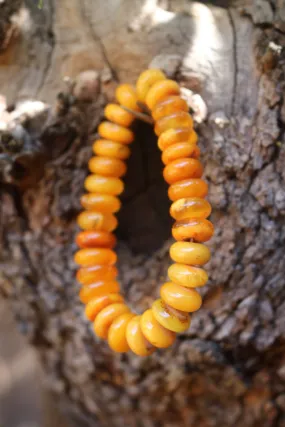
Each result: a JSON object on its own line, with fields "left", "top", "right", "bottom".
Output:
{"left": 74, "top": 69, "right": 214, "bottom": 356}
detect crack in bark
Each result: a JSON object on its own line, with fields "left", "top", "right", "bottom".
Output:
{"left": 227, "top": 9, "right": 238, "bottom": 116}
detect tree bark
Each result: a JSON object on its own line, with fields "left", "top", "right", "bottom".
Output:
{"left": 1, "top": 1, "right": 285, "bottom": 426}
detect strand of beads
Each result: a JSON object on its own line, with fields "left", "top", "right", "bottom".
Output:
{"left": 74, "top": 69, "right": 214, "bottom": 356}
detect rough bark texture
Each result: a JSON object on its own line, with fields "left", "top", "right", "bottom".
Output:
{"left": 1, "top": 1, "right": 285, "bottom": 426}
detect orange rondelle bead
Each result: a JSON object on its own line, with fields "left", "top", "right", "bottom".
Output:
{"left": 93, "top": 140, "right": 131, "bottom": 160}
{"left": 76, "top": 265, "right": 118, "bottom": 286}
{"left": 154, "top": 111, "right": 194, "bottom": 136}
{"left": 93, "top": 303, "right": 130, "bottom": 339}
{"left": 85, "top": 175, "right": 124, "bottom": 196}
{"left": 145, "top": 80, "right": 180, "bottom": 111}
{"left": 126, "top": 316, "right": 155, "bottom": 356}
{"left": 162, "top": 142, "right": 197, "bottom": 165}
{"left": 104, "top": 104, "right": 134, "bottom": 127}
{"left": 85, "top": 294, "right": 124, "bottom": 321}
{"left": 152, "top": 299, "right": 190, "bottom": 332}
{"left": 163, "top": 158, "right": 203, "bottom": 184}
{"left": 77, "top": 211, "right": 118, "bottom": 232}
{"left": 158, "top": 128, "right": 198, "bottom": 151}
{"left": 115, "top": 84, "right": 140, "bottom": 111}
{"left": 160, "top": 282, "right": 202, "bottom": 312}
{"left": 81, "top": 193, "right": 121, "bottom": 213}
{"left": 172, "top": 218, "right": 214, "bottom": 242}
{"left": 140, "top": 309, "right": 176, "bottom": 348}
{"left": 79, "top": 281, "right": 120, "bottom": 304}
{"left": 170, "top": 242, "right": 211, "bottom": 266}
{"left": 76, "top": 231, "right": 116, "bottom": 249}
{"left": 89, "top": 156, "right": 127, "bottom": 178}
{"left": 152, "top": 96, "right": 188, "bottom": 121}
{"left": 108, "top": 312, "right": 135, "bottom": 353}
{"left": 168, "top": 179, "right": 208, "bottom": 201}
{"left": 74, "top": 248, "right": 117, "bottom": 266}
{"left": 136, "top": 69, "right": 166, "bottom": 102}
{"left": 168, "top": 263, "right": 208, "bottom": 288}
{"left": 170, "top": 197, "right": 212, "bottom": 221}
{"left": 98, "top": 122, "right": 134, "bottom": 144}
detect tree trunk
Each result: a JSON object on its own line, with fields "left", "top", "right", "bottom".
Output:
{"left": 1, "top": 1, "right": 285, "bottom": 426}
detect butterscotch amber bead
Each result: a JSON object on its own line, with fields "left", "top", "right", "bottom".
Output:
{"left": 170, "top": 197, "right": 211, "bottom": 220}
{"left": 170, "top": 242, "right": 211, "bottom": 265}
{"left": 89, "top": 156, "right": 126, "bottom": 178}
{"left": 76, "top": 231, "right": 116, "bottom": 249}
{"left": 74, "top": 248, "right": 117, "bottom": 266}
{"left": 79, "top": 281, "right": 120, "bottom": 304}
{"left": 77, "top": 211, "right": 118, "bottom": 232}
{"left": 85, "top": 294, "right": 124, "bottom": 321}
{"left": 126, "top": 316, "right": 155, "bottom": 356}
{"left": 154, "top": 111, "right": 194, "bottom": 136}
{"left": 163, "top": 158, "right": 203, "bottom": 184}
{"left": 116, "top": 84, "right": 140, "bottom": 111}
{"left": 145, "top": 80, "right": 180, "bottom": 111}
{"left": 93, "top": 303, "right": 130, "bottom": 339}
{"left": 76, "top": 265, "right": 118, "bottom": 286}
{"left": 168, "top": 263, "right": 208, "bottom": 288}
{"left": 104, "top": 104, "right": 134, "bottom": 127}
{"left": 168, "top": 179, "right": 208, "bottom": 201}
{"left": 81, "top": 193, "right": 121, "bottom": 213}
{"left": 98, "top": 122, "right": 134, "bottom": 144}
{"left": 160, "top": 282, "right": 202, "bottom": 312}
{"left": 158, "top": 128, "right": 198, "bottom": 151}
{"left": 162, "top": 142, "right": 197, "bottom": 165}
{"left": 108, "top": 312, "right": 135, "bottom": 353}
{"left": 140, "top": 309, "right": 176, "bottom": 348}
{"left": 152, "top": 299, "right": 190, "bottom": 332}
{"left": 93, "top": 140, "right": 131, "bottom": 160}
{"left": 85, "top": 175, "right": 124, "bottom": 196}
{"left": 136, "top": 69, "right": 166, "bottom": 102}
{"left": 172, "top": 218, "right": 214, "bottom": 243}
{"left": 152, "top": 96, "right": 188, "bottom": 121}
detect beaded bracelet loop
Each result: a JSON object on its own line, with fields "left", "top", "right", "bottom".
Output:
{"left": 74, "top": 69, "right": 214, "bottom": 356}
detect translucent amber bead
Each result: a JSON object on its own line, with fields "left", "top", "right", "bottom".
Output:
{"left": 152, "top": 299, "right": 190, "bottom": 332}
{"left": 108, "top": 312, "right": 135, "bottom": 353}
{"left": 77, "top": 211, "right": 117, "bottom": 232}
{"left": 93, "top": 303, "right": 130, "bottom": 339}
{"left": 145, "top": 80, "right": 180, "bottom": 111}
{"left": 79, "top": 281, "right": 120, "bottom": 304}
{"left": 76, "top": 231, "right": 116, "bottom": 249}
{"left": 168, "top": 263, "right": 208, "bottom": 288}
{"left": 172, "top": 218, "right": 214, "bottom": 243}
{"left": 163, "top": 158, "right": 203, "bottom": 184}
{"left": 170, "top": 197, "right": 211, "bottom": 220}
{"left": 154, "top": 112, "right": 194, "bottom": 136}
{"left": 76, "top": 265, "right": 118, "bottom": 286}
{"left": 152, "top": 96, "right": 188, "bottom": 121}
{"left": 126, "top": 316, "right": 155, "bottom": 356}
{"left": 136, "top": 69, "right": 166, "bottom": 102}
{"left": 85, "top": 294, "right": 124, "bottom": 321}
{"left": 168, "top": 179, "right": 208, "bottom": 202}
{"left": 162, "top": 142, "right": 197, "bottom": 165}
{"left": 115, "top": 84, "right": 140, "bottom": 111}
{"left": 158, "top": 128, "right": 198, "bottom": 151}
{"left": 81, "top": 193, "right": 121, "bottom": 213}
{"left": 88, "top": 156, "right": 126, "bottom": 178}
{"left": 140, "top": 309, "right": 176, "bottom": 348}
{"left": 104, "top": 104, "right": 134, "bottom": 127}
{"left": 74, "top": 248, "right": 117, "bottom": 266}
{"left": 160, "top": 282, "right": 202, "bottom": 312}
{"left": 85, "top": 175, "right": 124, "bottom": 196}
{"left": 93, "top": 140, "right": 131, "bottom": 160}
{"left": 170, "top": 242, "right": 211, "bottom": 265}
{"left": 98, "top": 122, "right": 134, "bottom": 144}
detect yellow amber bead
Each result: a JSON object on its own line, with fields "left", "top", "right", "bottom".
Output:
{"left": 98, "top": 122, "right": 134, "bottom": 144}
{"left": 93, "top": 303, "right": 130, "bottom": 339}
{"left": 168, "top": 179, "right": 208, "bottom": 202}
{"left": 79, "top": 281, "right": 120, "bottom": 304}
{"left": 168, "top": 263, "right": 208, "bottom": 288}
{"left": 85, "top": 294, "right": 124, "bottom": 321}
{"left": 77, "top": 211, "right": 118, "bottom": 232}
{"left": 85, "top": 175, "right": 124, "bottom": 196}
{"left": 145, "top": 80, "right": 180, "bottom": 111}
{"left": 158, "top": 128, "right": 198, "bottom": 151}
{"left": 152, "top": 96, "right": 188, "bottom": 121}
{"left": 81, "top": 193, "right": 121, "bottom": 213}
{"left": 162, "top": 142, "right": 197, "bottom": 165}
{"left": 140, "top": 309, "right": 176, "bottom": 348}
{"left": 108, "top": 312, "right": 135, "bottom": 353}
{"left": 76, "top": 265, "right": 118, "bottom": 286}
{"left": 104, "top": 104, "right": 134, "bottom": 127}
{"left": 88, "top": 156, "right": 126, "bottom": 178}
{"left": 172, "top": 218, "right": 214, "bottom": 242}
{"left": 170, "top": 242, "right": 211, "bottom": 265}
{"left": 154, "top": 111, "right": 194, "bottom": 136}
{"left": 93, "top": 140, "right": 131, "bottom": 160}
{"left": 126, "top": 316, "right": 155, "bottom": 356}
{"left": 163, "top": 158, "right": 203, "bottom": 184}
{"left": 152, "top": 299, "right": 190, "bottom": 332}
{"left": 160, "top": 282, "right": 202, "bottom": 312}
{"left": 170, "top": 197, "right": 211, "bottom": 220}
{"left": 115, "top": 84, "right": 140, "bottom": 111}
{"left": 76, "top": 231, "right": 116, "bottom": 249}
{"left": 136, "top": 69, "right": 166, "bottom": 102}
{"left": 74, "top": 248, "right": 117, "bottom": 266}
